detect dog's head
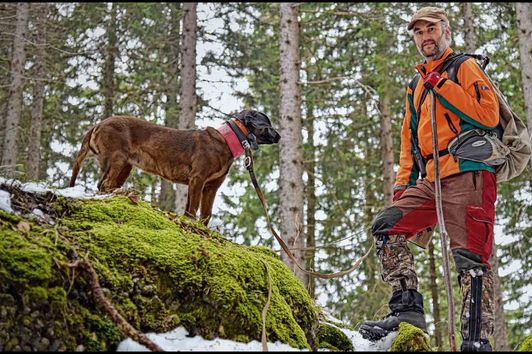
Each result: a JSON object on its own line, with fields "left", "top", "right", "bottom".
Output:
{"left": 234, "top": 110, "right": 281, "bottom": 148}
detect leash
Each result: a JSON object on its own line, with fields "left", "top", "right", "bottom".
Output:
{"left": 429, "top": 89, "right": 457, "bottom": 351}
{"left": 242, "top": 146, "right": 373, "bottom": 279}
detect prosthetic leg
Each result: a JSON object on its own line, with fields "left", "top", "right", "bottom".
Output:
{"left": 454, "top": 249, "right": 495, "bottom": 352}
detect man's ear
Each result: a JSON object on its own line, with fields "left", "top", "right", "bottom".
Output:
{"left": 445, "top": 25, "right": 451, "bottom": 40}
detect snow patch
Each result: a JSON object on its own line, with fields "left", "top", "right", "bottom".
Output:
{"left": 0, "top": 190, "right": 13, "bottom": 213}
{"left": 116, "top": 326, "right": 313, "bottom": 352}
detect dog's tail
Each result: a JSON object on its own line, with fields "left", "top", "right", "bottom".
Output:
{"left": 69, "top": 126, "right": 96, "bottom": 187}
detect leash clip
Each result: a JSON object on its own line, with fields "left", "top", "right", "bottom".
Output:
{"left": 245, "top": 156, "right": 252, "bottom": 168}
{"left": 241, "top": 140, "right": 251, "bottom": 150}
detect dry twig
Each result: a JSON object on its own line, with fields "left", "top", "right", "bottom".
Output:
{"left": 66, "top": 259, "right": 164, "bottom": 352}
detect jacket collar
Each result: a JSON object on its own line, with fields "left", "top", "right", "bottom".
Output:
{"left": 416, "top": 47, "right": 454, "bottom": 77}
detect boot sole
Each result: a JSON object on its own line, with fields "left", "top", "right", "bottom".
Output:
{"left": 359, "top": 324, "right": 396, "bottom": 342}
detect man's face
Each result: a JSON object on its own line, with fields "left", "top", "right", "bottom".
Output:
{"left": 412, "top": 20, "right": 451, "bottom": 60}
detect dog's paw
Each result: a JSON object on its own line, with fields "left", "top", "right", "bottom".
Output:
{"left": 126, "top": 191, "right": 140, "bottom": 205}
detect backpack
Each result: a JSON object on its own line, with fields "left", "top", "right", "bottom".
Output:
{"left": 408, "top": 52, "right": 531, "bottom": 183}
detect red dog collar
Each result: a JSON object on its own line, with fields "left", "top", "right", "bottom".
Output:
{"left": 217, "top": 122, "right": 245, "bottom": 158}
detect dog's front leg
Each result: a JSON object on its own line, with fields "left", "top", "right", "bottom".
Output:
{"left": 184, "top": 176, "right": 206, "bottom": 220}
{"left": 199, "top": 175, "right": 226, "bottom": 226}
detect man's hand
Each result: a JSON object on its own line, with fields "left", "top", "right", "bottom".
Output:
{"left": 423, "top": 71, "right": 441, "bottom": 90}
{"left": 393, "top": 189, "right": 405, "bottom": 202}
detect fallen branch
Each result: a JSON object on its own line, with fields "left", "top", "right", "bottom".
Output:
{"left": 67, "top": 258, "right": 164, "bottom": 352}
{"left": 261, "top": 260, "right": 273, "bottom": 352}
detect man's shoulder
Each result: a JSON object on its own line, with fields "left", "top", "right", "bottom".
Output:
{"left": 455, "top": 55, "right": 492, "bottom": 87}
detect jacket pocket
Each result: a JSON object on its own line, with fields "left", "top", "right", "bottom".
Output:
{"left": 465, "top": 205, "right": 493, "bottom": 262}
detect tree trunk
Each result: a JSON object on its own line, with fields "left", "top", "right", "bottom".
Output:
{"left": 25, "top": 3, "right": 49, "bottom": 181}
{"left": 0, "top": 5, "right": 13, "bottom": 156}
{"left": 428, "top": 240, "right": 443, "bottom": 349}
{"left": 462, "top": 5, "right": 509, "bottom": 348}
{"left": 279, "top": 2, "right": 306, "bottom": 284}
{"left": 159, "top": 4, "right": 182, "bottom": 211}
{"left": 515, "top": 2, "right": 532, "bottom": 156}
{"left": 175, "top": 2, "right": 197, "bottom": 215}
{"left": 304, "top": 102, "right": 316, "bottom": 297}
{"left": 102, "top": 3, "right": 117, "bottom": 119}
{"left": 462, "top": 3, "right": 477, "bottom": 52}
{"left": 1, "top": 2, "right": 30, "bottom": 178}
{"left": 490, "top": 242, "right": 509, "bottom": 351}
{"left": 379, "top": 91, "right": 394, "bottom": 207}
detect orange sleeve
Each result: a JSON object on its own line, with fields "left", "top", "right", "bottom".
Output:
{"left": 395, "top": 88, "right": 420, "bottom": 188}
{"left": 432, "top": 58, "right": 499, "bottom": 129}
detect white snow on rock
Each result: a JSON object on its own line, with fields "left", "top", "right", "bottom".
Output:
{"left": 0, "top": 178, "right": 111, "bottom": 214}
{"left": 0, "top": 189, "right": 13, "bottom": 213}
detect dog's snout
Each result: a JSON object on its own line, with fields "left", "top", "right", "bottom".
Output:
{"left": 271, "top": 129, "right": 281, "bottom": 143}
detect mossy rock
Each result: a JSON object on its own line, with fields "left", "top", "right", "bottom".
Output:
{"left": 317, "top": 322, "right": 354, "bottom": 351}
{"left": 518, "top": 334, "right": 532, "bottom": 351}
{"left": 0, "top": 192, "right": 320, "bottom": 351}
{"left": 390, "top": 322, "right": 432, "bottom": 352}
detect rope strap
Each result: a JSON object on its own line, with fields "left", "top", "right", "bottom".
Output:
{"left": 244, "top": 148, "right": 373, "bottom": 279}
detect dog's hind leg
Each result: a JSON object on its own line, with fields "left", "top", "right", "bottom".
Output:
{"left": 184, "top": 176, "right": 206, "bottom": 220}
{"left": 97, "top": 162, "right": 111, "bottom": 191}
{"left": 199, "top": 176, "right": 226, "bottom": 225}
{"left": 113, "top": 163, "right": 133, "bottom": 188}
{"left": 97, "top": 153, "right": 131, "bottom": 192}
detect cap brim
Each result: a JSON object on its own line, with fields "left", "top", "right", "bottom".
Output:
{"left": 407, "top": 16, "right": 443, "bottom": 30}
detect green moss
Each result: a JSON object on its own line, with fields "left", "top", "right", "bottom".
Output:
{"left": 317, "top": 323, "right": 354, "bottom": 351}
{"left": 0, "top": 209, "right": 21, "bottom": 224}
{"left": 0, "top": 228, "right": 53, "bottom": 286}
{"left": 49, "top": 286, "right": 68, "bottom": 312}
{"left": 0, "top": 194, "right": 319, "bottom": 350}
{"left": 24, "top": 286, "right": 49, "bottom": 304}
{"left": 79, "top": 306, "right": 123, "bottom": 350}
{"left": 391, "top": 322, "right": 432, "bottom": 352}
{"left": 518, "top": 335, "right": 532, "bottom": 351}
{"left": 49, "top": 286, "right": 67, "bottom": 304}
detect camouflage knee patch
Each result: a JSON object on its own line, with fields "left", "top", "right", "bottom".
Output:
{"left": 459, "top": 269, "right": 495, "bottom": 342}
{"left": 375, "top": 234, "right": 418, "bottom": 293}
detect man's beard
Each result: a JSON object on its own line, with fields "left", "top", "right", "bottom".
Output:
{"left": 418, "top": 32, "right": 448, "bottom": 60}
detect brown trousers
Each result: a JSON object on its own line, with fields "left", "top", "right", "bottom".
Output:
{"left": 371, "top": 170, "right": 497, "bottom": 341}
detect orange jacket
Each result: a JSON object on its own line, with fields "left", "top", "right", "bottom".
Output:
{"left": 395, "top": 48, "right": 500, "bottom": 189}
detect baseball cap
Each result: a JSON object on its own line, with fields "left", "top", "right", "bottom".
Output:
{"left": 407, "top": 7, "right": 448, "bottom": 31}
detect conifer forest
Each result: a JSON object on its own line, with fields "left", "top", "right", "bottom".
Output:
{"left": 0, "top": 2, "right": 531, "bottom": 351}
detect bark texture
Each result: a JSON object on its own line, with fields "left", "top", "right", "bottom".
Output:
{"left": 26, "top": 3, "right": 49, "bottom": 181}
{"left": 1, "top": 2, "right": 30, "bottom": 177}
{"left": 175, "top": 2, "right": 198, "bottom": 215}
{"left": 515, "top": 3, "right": 532, "bottom": 155}
{"left": 279, "top": 3, "right": 306, "bottom": 284}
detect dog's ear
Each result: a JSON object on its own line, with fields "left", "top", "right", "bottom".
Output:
{"left": 235, "top": 110, "right": 273, "bottom": 128}
{"left": 255, "top": 111, "right": 272, "bottom": 126}
{"left": 234, "top": 110, "right": 250, "bottom": 124}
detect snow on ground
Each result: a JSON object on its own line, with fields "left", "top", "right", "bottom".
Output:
{"left": 0, "top": 178, "right": 112, "bottom": 224}
{"left": 0, "top": 178, "right": 396, "bottom": 351}
{"left": 0, "top": 189, "right": 13, "bottom": 213}
{"left": 115, "top": 311, "right": 397, "bottom": 352}
{"left": 0, "top": 177, "right": 111, "bottom": 202}
{"left": 115, "top": 325, "right": 396, "bottom": 352}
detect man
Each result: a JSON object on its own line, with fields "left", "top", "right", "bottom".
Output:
{"left": 359, "top": 7, "right": 499, "bottom": 352}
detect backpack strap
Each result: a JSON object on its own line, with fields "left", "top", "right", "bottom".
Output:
{"left": 408, "top": 74, "right": 420, "bottom": 93}
{"left": 407, "top": 52, "right": 488, "bottom": 177}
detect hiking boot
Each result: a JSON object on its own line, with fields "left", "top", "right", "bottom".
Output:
{"left": 461, "top": 339, "right": 493, "bottom": 352}
{"left": 359, "top": 289, "right": 427, "bottom": 341}
{"left": 359, "top": 310, "right": 426, "bottom": 341}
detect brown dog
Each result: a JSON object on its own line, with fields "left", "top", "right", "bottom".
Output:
{"left": 69, "top": 110, "right": 280, "bottom": 225}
